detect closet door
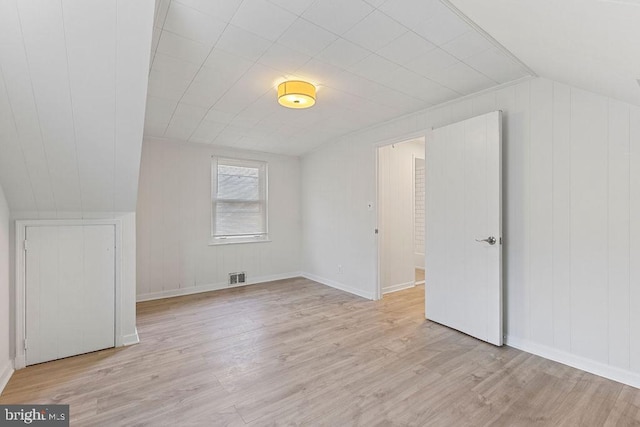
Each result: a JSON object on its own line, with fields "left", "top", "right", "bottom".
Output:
{"left": 25, "top": 225, "right": 115, "bottom": 365}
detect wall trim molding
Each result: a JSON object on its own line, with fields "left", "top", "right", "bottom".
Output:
{"left": 0, "top": 360, "right": 14, "bottom": 395}
{"left": 121, "top": 329, "right": 140, "bottom": 346}
{"left": 382, "top": 281, "right": 415, "bottom": 295}
{"left": 136, "top": 272, "right": 302, "bottom": 302}
{"left": 506, "top": 335, "right": 640, "bottom": 389}
{"left": 301, "top": 272, "right": 375, "bottom": 300}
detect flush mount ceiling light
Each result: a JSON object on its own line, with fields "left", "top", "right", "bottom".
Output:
{"left": 277, "top": 80, "right": 316, "bottom": 109}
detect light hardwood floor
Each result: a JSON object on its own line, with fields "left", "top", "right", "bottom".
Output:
{"left": 2, "top": 278, "right": 639, "bottom": 426}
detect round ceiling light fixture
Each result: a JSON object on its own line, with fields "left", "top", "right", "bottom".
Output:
{"left": 277, "top": 80, "right": 316, "bottom": 109}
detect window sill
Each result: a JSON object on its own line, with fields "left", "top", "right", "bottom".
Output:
{"left": 208, "top": 238, "right": 272, "bottom": 246}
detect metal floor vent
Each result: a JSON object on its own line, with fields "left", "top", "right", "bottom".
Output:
{"left": 229, "top": 272, "right": 246, "bottom": 285}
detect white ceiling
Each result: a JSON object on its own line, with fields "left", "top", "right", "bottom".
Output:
{"left": 449, "top": 0, "right": 640, "bottom": 107}
{"left": 2, "top": 0, "right": 635, "bottom": 214}
{"left": 145, "top": 0, "right": 533, "bottom": 155}
{"left": 0, "top": 0, "right": 154, "bottom": 214}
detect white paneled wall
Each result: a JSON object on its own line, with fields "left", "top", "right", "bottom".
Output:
{"left": 301, "top": 77, "right": 640, "bottom": 387}
{"left": 0, "top": 184, "right": 11, "bottom": 393}
{"left": 136, "top": 138, "right": 301, "bottom": 300}
{"left": 378, "top": 140, "right": 424, "bottom": 293}
{"left": 414, "top": 158, "right": 425, "bottom": 269}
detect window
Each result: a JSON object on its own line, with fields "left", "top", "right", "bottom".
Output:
{"left": 211, "top": 157, "right": 268, "bottom": 244}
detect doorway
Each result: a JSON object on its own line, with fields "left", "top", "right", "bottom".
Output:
{"left": 377, "top": 137, "right": 425, "bottom": 300}
{"left": 374, "top": 111, "right": 502, "bottom": 347}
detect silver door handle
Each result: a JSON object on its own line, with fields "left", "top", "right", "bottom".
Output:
{"left": 475, "top": 236, "right": 496, "bottom": 245}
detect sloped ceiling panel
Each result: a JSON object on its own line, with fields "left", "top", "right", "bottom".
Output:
{"left": 0, "top": 0, "right": 155, "bottom": 214}
{"left": 448, "top": 0, "right": 640, "bottom": 107}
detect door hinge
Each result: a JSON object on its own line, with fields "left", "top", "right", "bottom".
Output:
{"left": 23, "top": 339, "right": 27, "bottom": 350}
{"left": 23, "top": 239, "right": 28, "bottom": 251}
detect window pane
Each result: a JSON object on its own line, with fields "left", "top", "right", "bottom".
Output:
{"left": 217, "top": 165, "right": 260, "bottom": 200}
{"left": 215, "top": 202, "right": 264, "bottom": 235}
{"left": 212, "top": 158, "right": 267, "bottom": 239}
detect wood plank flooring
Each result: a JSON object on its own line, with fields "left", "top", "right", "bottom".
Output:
{"left": 1, "top": 277, "right": 639, "bottom": 426}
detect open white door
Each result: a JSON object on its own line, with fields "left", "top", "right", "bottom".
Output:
{"left": 425, "top": 111, "right": 502, "bottom": 346}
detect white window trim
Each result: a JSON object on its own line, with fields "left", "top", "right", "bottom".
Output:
{"left": 210, "top": 156, "right": 269, "bottom": 246}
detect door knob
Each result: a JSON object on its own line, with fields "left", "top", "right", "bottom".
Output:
{"left": 475, "top": 236, "right": 496, "bottom": 245}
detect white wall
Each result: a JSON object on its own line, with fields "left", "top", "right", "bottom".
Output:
{"left": 118, "top": 213, "right": 138, "bottom": 345}
{"left": 0, "top": 183, "right": 12, "bottom": 392}
{"left": 379, "top": 139, "right": 424, "bottom": 294}
{"left": 414, "top": 158, "right": 425, "bottom": 270}
{"left": 136, "top": 138, "right": 301, "bottom": 301}
{"left": 301, "top": 77, "right": 640, "bottom": 387}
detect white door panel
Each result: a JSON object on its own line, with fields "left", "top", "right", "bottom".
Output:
{"left": 26, "top": 225, "right": 115, "bottom": 365}
{"left": 425, "top": 111, "right": 503, "bottom": 346}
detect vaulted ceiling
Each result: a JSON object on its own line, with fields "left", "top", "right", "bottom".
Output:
{"left": 2, "top": 0, "right": 634, "bottom": 214}
{"left": 144, "top": 0, "right": 534, "bottom": 155}
{"left": 0, "top": 0, "right": 154, "bottom": 214}
{"left": 449, "top": 0, "right": 640, "bottom": 107}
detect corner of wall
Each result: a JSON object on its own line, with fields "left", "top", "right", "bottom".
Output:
{"left": 0, "top": 359, "right": 14, "bottom": 395}
{"left": 0, "top": 182, "right": 13, "bottom": 393}
{"left": 300, "top": 272, "right": 375, "bottom": 300}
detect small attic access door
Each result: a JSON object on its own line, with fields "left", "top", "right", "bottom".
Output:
{"left": 19, "top": 221, "right": 117, "bottom": 366}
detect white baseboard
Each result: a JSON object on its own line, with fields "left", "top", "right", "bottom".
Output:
{"left": 382, "top": 281, "right": 415, "bottom": 295}
{"left": 506, "top": 335, "right": 640, "bottom": 389}
{"left": 121, "top": 328, "right": 140, "bottom": 346}
{"left": 301, "top": 272, "right": 375, "bottom": 300}
{"left": 137, "top": 272, "right": 302, "bottom": 302}
{"left": 0, "top": 360, "right": 14, "bottom": 395}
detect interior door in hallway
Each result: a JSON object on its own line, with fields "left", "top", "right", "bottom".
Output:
{"left": 425, "top": 111, "right": 503, "bottom": 346}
